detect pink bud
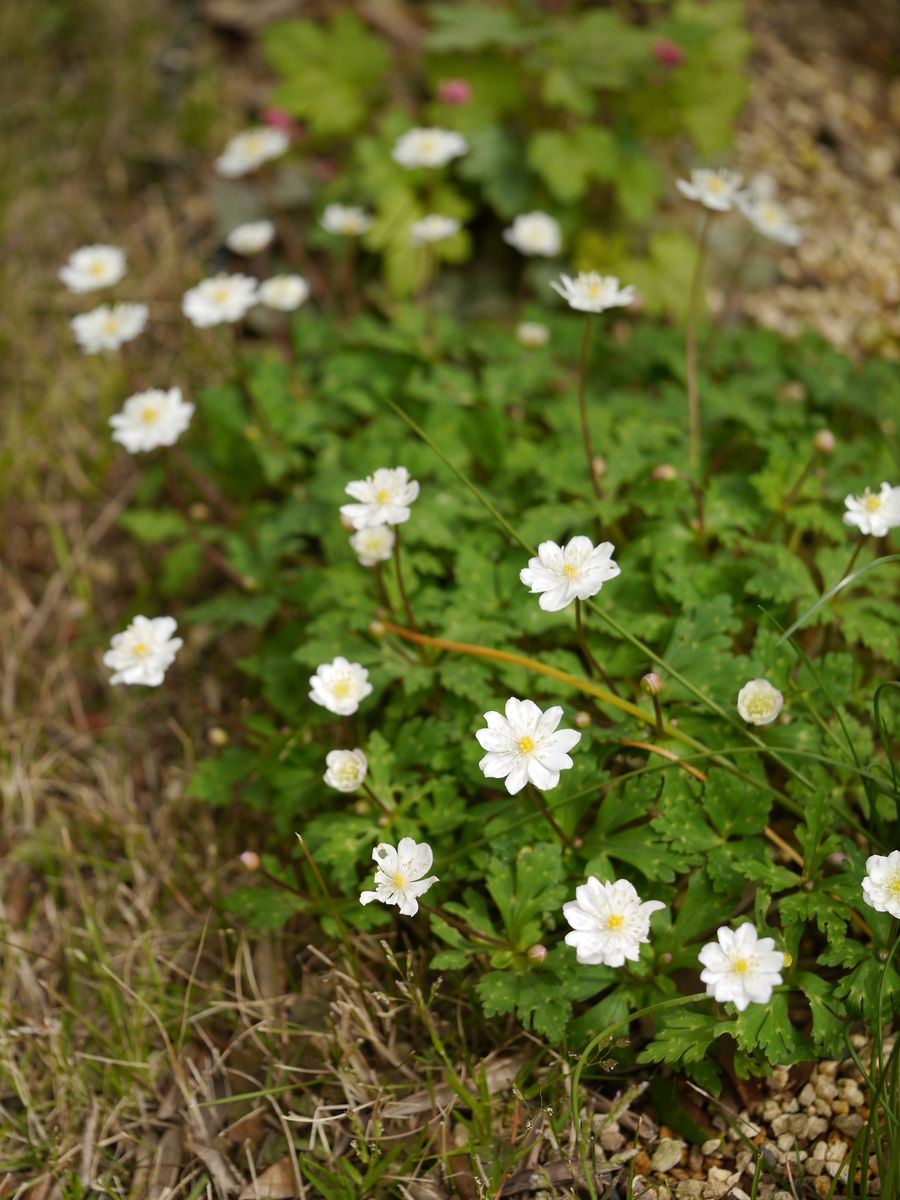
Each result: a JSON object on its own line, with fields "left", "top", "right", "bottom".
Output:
{"left": 592, "top": 456, "right": 608, "bottom": 478}
{"left": 653, "top": 39, "right": 685, "bottom": 67}
{"left": 240, "top": 851, "right": 260, "bottom": 871}
{"left": 652, "top": 463, "right": 678, "bottom": 481}
{"left": 437, "top": 78, "right": 472, "bottom": 105}
{"left": 208, "top": 727, "right": 229, "bottom": 746}
{"left": 575, "top": 711, "right": 591, "bottom": 727}
{"left": 813, "top": 428, "right": 835, "bottom": 454}
{"left": 264, "top": 108, "right": 298, "bottom": 134}
{"left": 641, "top": 672, "right": 664, "bottom": 697}
{"left": 527, "top": 943, "right": 548, "bottom": 962}
{"left": 313, "top": 159, "right": 338, "bottom": 182}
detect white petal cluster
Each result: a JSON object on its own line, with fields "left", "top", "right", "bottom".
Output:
{"left": 476, "top": 698, "right": 581, "bottom": 794}
{"left": 520, "top": 537, "right": 620, "bottom": 612}
{"left": 71, "top": 302, "right": 149, "bottom": 354}
{"left": 340, "top": 467, "right": 420, "bottom": 530}
{"left": 182, "top": 274, "right": 258, "bottom": 327}
{"left": 843, "top": 482, "right": 900, "bottom": 538}
{"left": 103, "top": 616, "right": 183, "bottom": 687}
{"left": 309, "top": 656, "right": 373, "bottom": 716}
{"left": 736, "top": 194, "right": 801, "bottom": 246}
{"left": 258, "top": 274, "right": 310, "bottom": 311}
{"left": 59, "top": 245, "right": 126, "bottom": 293}
{"left": 736, "top": 678, "right": 784, "bottom": 727}
{"left": 516, "top": 321, "right": 549, "bottom": 348}
{"left": 392, "top": 127, "right": 468, "bottom": 169}
{"left": 410, "top": 214, "right": 460, "bottom": 244}
{"left": 109, "top": 387, "right": 194, "bottom": 453}
{"left": 563, "top": 877, "right": 665, "bottom": 967}
{"left": 226, "top": 220, "right": 275, "bottom": 256}
{"left": 350, "top": 524, "right": 395, "bottom": 567}
{"left": 550, "top": 272, "right": 634, "bottom": 314}
{"left": 503, "top": 212, "right": 561, "bottom": 257}
{"left": 320, "top": 204, "right": 373, "bottom": 236}
{"left": 359, "top": 837, "right": 438, "bottom": 916}
{"left": 215, "top": 127, "right": 289, "bottom": 178}
{"left": 676, "top": 168, "right": 743, "bottom": 212}
{"left": 323, "top": 749, "right": 368, "bottom": 793}
{"left": 698, "top": 924, "right": 785, "bottom": 1011}
{"left": 861, "top": 850, "right": 900, "bottom": 920}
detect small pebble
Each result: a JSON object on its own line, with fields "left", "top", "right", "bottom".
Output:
{"left": 701, "top": 1138, "right": 721, "bottom": 1156}
{"left": 650, "top": 1137, "right": 684, "bottom": 1172}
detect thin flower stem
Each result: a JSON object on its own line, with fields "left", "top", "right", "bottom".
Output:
{"left": 393, "top": 529, "right": 421, "bottom": 639}
{"left": 842, "top": 538, "right": 864, "bottom": 580}
{"left": 686, "top": 211, "right": 713, "bottom": 473}
{"left": 362, "top": 781, "right": 392, "bottom": 817}
{"left": 373, "top": 562, "right": 395, "bottom": 615}
{"left": 761, "top": 453, "right": 817, "bottom": 538}
{"left": 574, "top": 598, "right": 618, "bottom": 694}
{"left": 418, "top": 901, "right": 508, "bottom": 948}
{"left": 527, "top": 784, "right": 574, "bottom": 849}
{"left": 577, "top": 314, "right": 603, "bottom": 500}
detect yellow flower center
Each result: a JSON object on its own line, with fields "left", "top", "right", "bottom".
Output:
{"left": 131, "top": 642, "right": 149, "bottom": 656}
{"left": 376, "top": 488, "right": 391, "bottom": 504}
{"left": 733, "top": 957, "right": 749, "bottom": 974}
{"left": 332, "top": 679, "right": 352, "bottom": 698}
{"left": 707, "top": 176, "right": 725, "bottom": 193}
{"left": 746, "top": 695, "right": 774, "bottom": 718}
{"left": 419, "top": 135, "right": 438, "bottom": 157}
{"left": 588, "top": 281, "right": 603, "bottom": 298}
{"left": 864, "top": 491, "right": 882, "bottom": 511}
{"left": 761, "top": 204, "right": 780, "bottom": 225}
{"left": 563, "top": 563, "right": 578, "bottom": 578}
{"left": 89, "top": 260, "right": 107, "bottom": 277}
{"left": 212, "top": 286, "right": 231, "bottom": 303}
{"left": 518, "top": 735, "right": 535, "bottom": 753}
{"left": 392, "top": 871, "right": 407, "bottom": 888}
{"left": 607, "top": 913, "right": 624, "bottom": 929}
{"left": 140, "top": 406, "right": 158, "bottom": 423}
{"left": 102, "top": 317, "right": 120, "bottom": 333}
{"left": 889, "top": 876, "right": 900, "bottom": 895}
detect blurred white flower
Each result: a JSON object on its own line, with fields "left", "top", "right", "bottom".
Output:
{"left": 410, "top": 214, "right": 460, "bottom": 244}
{"left": 340, "top": 467, "right": 420, "bottom": 530}
{"left": 676, "top": 168, "right": 743, "bottom": 211}
{"left": 503, "top": 212, "right": 561, "bottom": 257}
{"left": 71, "top": 303, "right": 148, "bottom": 354}
{"left": 309, "top": 656, "right": 373, "bottom": 715}
{"left": 350, "top": 524, "right": 395, "bottom": 567}
{"left": 324, "top": 749, "right": 368, "bottom": 793}
{"left": 476, "top": 698, "right": 581, "bottom": 794}
{"left": 359, "top": 837, "right": 438, "bottom": 917}
{"left": 258, "top": 274, "right": 310, "bottom": 311}
{"left": 563, "top": 877, "right": 665, "bottom": 967}
{"left": 392, "top": 127, "right": 468, "bottom": 169}
{"left": 698, "top": 923, "right": 784, "bottom": 1011}
{"left": 861, "top": 850, "right": 900, "bottom": 920}
{"left": 516, "top": 322, "right": 549, "bottom": 348}
{"left": 103, "top": 616, "right": 182, "bottom": 687}
{"left": 215, "top": 127, "right": 289, "bottom": 178}
{"left": 520, "top": 537, "right": 620, "bottom": 612}
{"left": 843, "top": 482, "right": 900, "bottom": 538}
{"left": 59, "top": 245, "right": 126, "bottom": 293}
{"left": 550, "top": 272, "right": 634, "bottom": 313}
{"left": 736, "top": 194, "right": 801, "bottom": 246}
{"left": 736, "top": 679, "right": 784, "bottom": 727}
{"left": 109, "top": 387, "right": 194, "bottom": 453}
{"left": 320, "top": 204, "right": 373, "bottom": 236}
{"left": 226, "top": 220, "right": 275, "bottom": 256}
{"left": 182, "top": 274, "right": 258, "bottom": 327}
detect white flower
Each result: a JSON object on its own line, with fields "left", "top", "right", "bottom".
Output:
{"left": 258, "top": 274, "right": 310, "bottom": 311}
{"left": 410, "top": 214, "right": 460, "bottom": 244}
{"left": 309, "top": 656, "right": 373, "bottom": 716}
{"left": 182, "top": 274, "right": 258, "bottom": 327}
{"left": 843, "top": 482, "right": 900, "bottom": 538}
{"left": 350, "top": 525, "right": 395, "bottom": 567}
{"left": 862, "top": 850, "right": 900, "bottom": 920}
{"left": 226, "top": 220, "right": 275, "bottom": 256}
{"left": 676, "top": 168, "right": 743, "bottom": 212}
{"left": 320, "top": 204, "right": 373, "bottom": 236}
{"left": 516, "top": 322, "right": 549, "bottom": 348}
{"left": 476, "top": 698, "right": 581, "bottom": 794}
{"left": 59, "top": 245, "right": 126, "bottom": 293}
{"left": 520, "top": 537, "right": 620, "bottom": 612}
{"left": 392, "top": 127, "right": 468, "bottom": 169}
{"left": 698, "top": 923, "right": 785, "bottom": 1011}
{"left": 71, "top": 302, "right": 148, "bottom": 354}
{"left": 359, "top": 837, "right": 438, "bottom": 917}
{"left": 736, "top": 679, "right": 784, "bottom": 727}
{"left": 215, "top": 127, "right": 289, "bottom": 178}
{"left": 736, "top": 193, "right": 801, "bottom": 246}
{"left": 340, "top": 467, "right": 420, "bottom": 531}
{"left": 103, "top": 616, "right": 182, "bottom": 687}
{"left": 503, "top": 212, "right": 561, "bottom": 257}
{"left": 550, "top": 272, "right": 634, "bottom": 314}
{"left": 323, "top": 749, "right": 368, "bottom": 793}
{"left": 109, "top": 387, "right": 194, "bottom": 453}
{"left": 563, "top": 877, "right": 665, "bottom": 967}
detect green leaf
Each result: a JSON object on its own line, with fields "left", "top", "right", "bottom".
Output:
{"left": 639, "top": 1009, "right": 721, "bottom": 1066}
{"left": 225, "top": 885, "right": 308, "bottom": 931}
{"left": 486, "top": 843, "right": 567, "bottom": 949}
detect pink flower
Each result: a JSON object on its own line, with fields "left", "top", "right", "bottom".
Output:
{"left": 653, "top": 39, "right": 685, "bottom": 67}
{"left": 264, "top": 108, "right": 301, "bottom": 136}
{"left": 437, "top": 78, "right": 472, "bottom": 105}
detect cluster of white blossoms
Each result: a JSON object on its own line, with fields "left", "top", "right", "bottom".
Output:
{"left": 182, "top": 273, "right": 259, "bottom": 327}
{"left": 503, "top": 211, "right": 561, "bottom": 257}
{"left": 215, "top": 127, "right": 290, "bottom": 178}
{"left": 103, "top": 616, "right": 183, "bottom": 687}
{"left": 550, "top": 272, "right": 635, "bottom": 314}
{"left": 320, "top": 203, "right": 373, "bottom": 236}
{"left": 341, "top": 466, "right": 420, "bottom": 531}
{"left": 350, "top": 525, "right": 395, "bottom": 567}
{"left": 309, "top": 656, "right": 373, "bottom": 716}
{"left": 72, "top": 302, "right": 149, "bottom": 354}
{"left": 410, "top": 214, "right": 460, "bottom": 245}
{"left": 736, "top": 678, "right": 784, "bottom": 727}
{"left": 59, "top": 244, "right": 126, "bottom": 293}
{"left": 392, "top": 127, "right": 468, "bottom": 169}
{"left": 677, "top": 167, "right": 802, "bottom": 245}
{"left": 520, "top": 537, "right": 620, "bottom": 612}
{"left": 258, "top": 274, "right": 310, "bottom": 312}
{"left": 843, "top": 481, "right": 900, "bottom": 538}
{"left": 476, "top": 698, "right": 581, "bottom": 795}
{"left": 225, "top": 220, "right": 275, "bottom": 256}
{"left": 109, "top": 387, "right": 194, "bottom": 454}
{"left": 323, "top": 749, "right": 368, "bottom": 793}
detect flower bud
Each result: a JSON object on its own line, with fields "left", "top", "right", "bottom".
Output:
{"left": 369, "top": 620, "right": 386, "bottom": 637}
{"left": 188, "top": 502, "right": 211, "bottom": 522}
{"left": 437, "top": 78, "right": 472, "bottom": 105}
{"left": 239, "top": 851, "right": 260, "bottom": 871}
{"left": 574, "top": 710, "right": 591, "bottom": 727}
{"left": 592, "top": 456, "right": 608, "bottom": 479}
{"left": 641, "top": 672, "right": 663, "bottom": 697}
{"left": 658, "top": 951, "right": 673, "bottom": 965}
{"left": 527, "top": 943, "right": 548, "bottom": 962}
{"left": 208, "top": 726, "right": 230, "bottom": 746}
{"left": 813, "top": 428, "right": 835, "bottom": 454}
{"left": 782, "top": 951, "right": 792, "bottom": 968}
{"left": 653, "top": 38, "right": 685, "bottom": 66}
{"left": 652, "top": 463, "right": 678, "bottom": 481}
{"left": 572, "top": 836, "right": 583, "bottom": 849}
{"left": 264, "top": 107, "right": 296, "bottom": 133}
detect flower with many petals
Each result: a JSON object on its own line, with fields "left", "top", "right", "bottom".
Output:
{"left": 215, "top": 127, "right": 289, "bottom": 178}
{"left": 563, "top": 877, "right": 665, "bottom": 967}
{"left": 503, "top": 212, "right": 561, "bottom": 257}
{"left": 103, "top": 616, "right": 182, "bottom": 686}
{"left": 516, "top": 322, "right": 549, "bottom": 348}
{"left": 520, "top": 537, "right": 620, "bottom": 612}
{"left": 320, "top": 204, "right": 373, "bottom": 236}
{"left": 736, "top": 193, "right": 801, "bottom": 246}
{"left": 59, "top": 245, "right": 126, "bottom": 293}
{"left": 410, "top": 214, "right": 460, "bottom": 244}
{"left": 258, "top": 274, "right": 310, "bottom": 311}
{"left": 226, "top": 220, "right": 275, "bottom": 256}
{"left": 392, "top": 127, "right": 468, "bottom": 169}
{"left": 109, "top": 387, "right": 194, "bottom": 453}
{"left": 340, "top": 467, "right": 420, "bottom": 531}
{"left": 698, "top": 923, "right": 785, "bottom": 1011}
{"left": 309, "top": 656, "right": 373, "bottom": 716}
{"left": 736, "top": 678, "right": 784, "bottom": 727}
{"left": 350, "top": 525, "right": 395, "bottom": 567}
{"left": 71, "top": 303, "right": 148, "bottom": 354}
{"left": 676, "top": 168, "right": 743, "bottom": 211}
{"left": 862, "top": 850, "right": 900, "bottom": 920}
{"left": 182, "top": 274, "right": 258, "bottom": 327}
{"left": 359, "top": 838, "right": 438, "bottom": 916}
{"left": 476, "top": 698, "right": 581, "bottom": 794}
{"left": 843, "top": 482, "right": 900, "bottom": 538}
{"left": 550, "top": 272, "right": 634, "bottom": 313}
{"left": 324, "top": 749, "right": 368, "bottom": 793}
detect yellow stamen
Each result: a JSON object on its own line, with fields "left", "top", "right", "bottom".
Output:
{"left": 734, "top": 957, "right": 749, "bottom": 973}
{"left": 607, "top": 913, "right": 624, "bottom": 929}
{"left": 563, "top": 563, "right": 578, "bottom": 578}
{"left": 864, "top": 492, "right": 882, "bottom": 511}
{"left": 392, "top": 871, "right": 406, "bottom": 888}
{"left": 889, "top": 877, "right": 900, "bottom": 895}
{"left": 518, "top": 735, "right": 535, "bottom": 753}
{"left": 376, "top": 488, "right": 390, "bottom": 503}
{"left": 332, "top": 679, "right": 351, "bottom": 697}
{"left": 89, "top": 260, "right": 107, "bottom": 277}
{"left": 132, "top": 642, "right": 148, "bottom": 656}
{"left": 140, "top": 406, "right": 158, "bottom": 423}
